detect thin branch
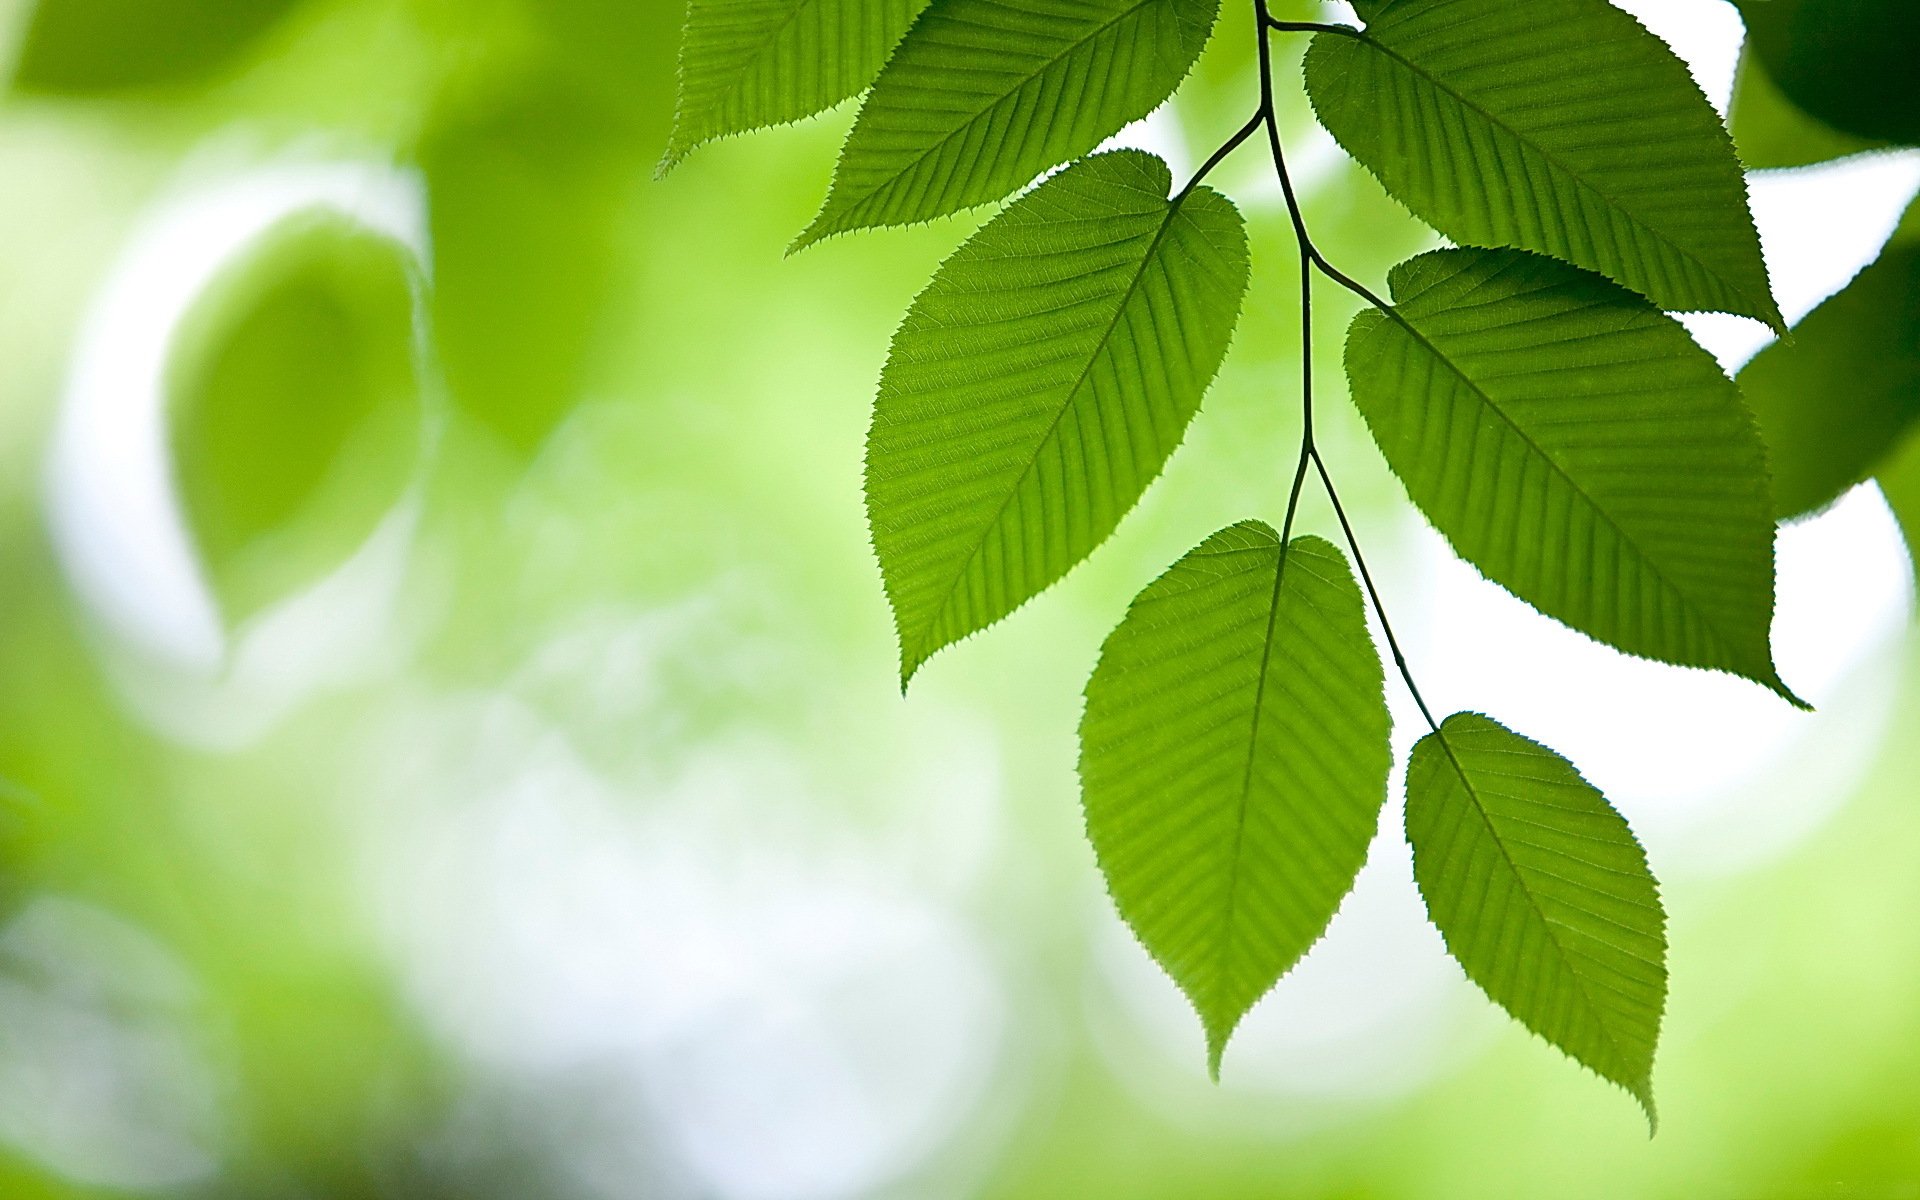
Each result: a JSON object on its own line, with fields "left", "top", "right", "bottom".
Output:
{"left": 1263, "top": 18, "right": 1364, "bottom": 39}
{"left": 1177, "top": 108, "right": 1269, "bottom": 202}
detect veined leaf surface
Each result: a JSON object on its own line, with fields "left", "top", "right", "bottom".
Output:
{"left": 868, "top": 150, "right": 1249, "bottom": 683}
{"left": 1345, "top": 248, "right": 1796, "bottom": 702}
{"left": 1305, "top": 0, "right": 1780, "bottom": 327}
{"left": 1407, "top": 713, "right": 1667, "bottom": 1127}
{"left": 796, "top": 0, "right": 1220, "bottom": 247}
{"left": 660, "top": 0, "right": 926, "bottom": 174}
{"left": 1081, "top": 527, "right": 1391, "bottom": 1076}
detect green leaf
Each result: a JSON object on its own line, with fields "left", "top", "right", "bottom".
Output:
{"left": 1304, "top": 0, "right": 1781, "bottom": 329}
{"left": 867, "top": 150, "right": 1249, "bottom": 683}
{"left": 1346, "top": 248, "right": 1798, "bottom": 703}
{"left": 659, "top": 0, "right": 926, "bottom": 175}
{"left": 1728, "top": 45, "right": 1887, "bottom": 171}
{"left": 1741, "top": 239, "right": 1920, "bottom": 519}
{"left": 1735, "top": 0, "right": 1920, "bottom": 149}
{"left": 12, "top": 0, "right": 307, "bottom": 92}
{"left": 1081, "top": 526, "right": 1392, "bottom": 1076}
{"left": 421, "top": 81, "right": 634, "bottom": 456}
{"left": 1407, "top": 713, "right": 1667, "bottom": 1128}
{"left": 795, "top": 0, "right": 1220, "bottom": 248}
{"left": 168, "top": 213, "right": 422, "bottom": 625}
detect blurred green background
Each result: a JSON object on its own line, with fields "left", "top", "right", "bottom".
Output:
{"left": 0, "top": 0, "right": 1916, "bottom": 1196}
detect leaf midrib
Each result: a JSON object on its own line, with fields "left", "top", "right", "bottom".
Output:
{"left": 1432, "top": 729, "right": 1645, "bottom": 1088}
{"left": 827, "top": 0, "right": 1168, "bottom": 225}
{"left": 1339, "top": 23, "right": 1765, "bottom": 317}
{"left": 906, "top": 193, "right": 1192, "bottom": 669}
{"left": 1367, "top": 299, "right": 1750, "bottom": 670}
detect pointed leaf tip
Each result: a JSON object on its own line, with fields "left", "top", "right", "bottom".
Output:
{"left": 1081, "top": 527, "right": 1391, "bottom": 1079}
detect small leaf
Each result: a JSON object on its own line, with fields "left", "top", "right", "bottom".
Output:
{"left": 1304, "top": 0, "right": 1781, "bottom": 328}
{"left": 169, "top": 213, "right": 422, "bottom": 625}
{"left": 12, "top": 0, "right": 307, "bottom": 93}
{"left": 867, "top": 150, "right": 1250, "bottom": 683}
{"left": 795, "top": 0, "right": 1220, "bottom": 248}
{"left": 1741, "top": 233, "right": 1920, "bottom": 519}
{"left": 1728, "top": 45, "right": 1887, "bottom": 171}
{"left": 659, "top": 0, "right": 926, "bottom": 175}
{"left": 1407, "top": 713, "right": 1667, "bottom": 1128}
{"left": 1735, "top": 0, "right": 1920, "bottom": 149}
{"left": 1346, "top": 248, "right": 1798, "bottom": 702}
{"left": 1081, "top": 527, "right": 1392, "bottom": 1076}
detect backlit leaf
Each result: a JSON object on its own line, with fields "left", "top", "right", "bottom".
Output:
{"left": 1345, "top": 248, "right": 1797, "bottom": 702}
{"left": 1407, "top": 713, "right": 1667, "bottom": 1127}
{"left": 1742, "top": 229, "right": 1920, "bottom": 519}
{"left": 1728, "top": 45, "right": 1887, "bottom": 171}
{"left": 795, "top": 0, "right": 1220, "bottom": 248}
{"left": 168, "top": 212, "right": 422, "bottom": 625}
{"left": 1081, "top": 527, "right": 1391, "bottom": 1076}
{"left": 660, "top": 0, "right": 926, "bottom": 175}
{"left": 1735, "top": 0, "right": 1920, "bottom": 149}
{"left": 1304, "top": 0, "right": 1780, "bottom": 328}
{"left": 867, "top": 150, "right": 1249, "bottom": 683}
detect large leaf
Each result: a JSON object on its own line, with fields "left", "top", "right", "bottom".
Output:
{"left": 1304, "top": 0, "right": 1780, "bottom": 328}
{"left": 12, "top": 0, "right": 307, "bottom": 93}
{"left": 168, "top": 212, "right": 422, "bottom": 625}
{"left": 1345, "top": 248, "right": 1796, "bottom": 702}
{"left": 1081, "top": 526, "right": 1392, "bottom": 1075}
{"left": 1742, "top": 239, "right": 1920, "bottom": 519}
{"left": 659, "top": 0, "right": 926, "bottom": 175}
{"left": 1407, "top": 713, "right": 1667, "bottom": 1127}
{"left": 1735, "top": 0, "right": 1920, "bottom": 148}
{"left": 1728, "top": 46, "right": 1887, "bottom": 171}
{"left": 795, "top": 0, "right": 1220, "bottom": 248}
{"left": 868, "top": 150, "right": 1249, "bottom": 683}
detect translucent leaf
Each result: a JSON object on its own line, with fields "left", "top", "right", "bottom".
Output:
{"left": 421, "top": 82, "right": 632, "bottom": 456}
{"left": 659, "top": 0, "right": 926, "bottom": 175}
{"left": 1742, "top": 239, "right": 1920, "bottom": 519}
{"left": 1728, "top": 46, "right": 1887, "bottom": 171}
{"left": 12, "top": 0, "right": 307, "bottom": 92}
{"left": 1304, "top": 0, "right": 1781, "bottom": 328}
{"left": 1407, "top": 713, "right": 1667, "bottom": 1128}
{"left": 168, "top": 213, "right": 422, "bottom": 625}
{"left": 867, "top": 150, "right": 1249, "bottom": 683}
{"left": 795, "top": 0, "right": 1220, "bottom": 248}
{"left": 1735, "top": 0, "right": 1920, "bottom": 149}
{"left": 1081, "top": 526, "right": 1391, "bottom": 1076}
{"left": 1345, "top": 248, "right": 1798, "bottom": 702}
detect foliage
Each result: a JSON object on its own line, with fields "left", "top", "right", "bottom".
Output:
{"left": 663, "top": 0, "right": 1920, "bottom": 1123}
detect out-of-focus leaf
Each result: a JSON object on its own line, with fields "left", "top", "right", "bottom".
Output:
{"left": 661, "top": 0, "right": 926, "bottom": 175}
{"left": 1742, "top": 239, "right": 1920, "bottom": 520}
{"left": 168, "top": 212, "right": 422, "bottom": 626}
{"left": 867, "top": 150, "right": 1249, "bottom": 684}
{"left": 1735, "top": 0, "right": 1920, "bottom": 148}
{"left": 12, "top": 0, "right": 307, "bottom": 93}
{"left": 1081, "top": 526, "right": 1391, "bottom": 1076}
{"left": 1345, "top": 248, "right": 1797, "bottom": 703}
{"left": 1305, "top": 0, "right": 1780, "bottom": 328}
{"left": 1407, "top": 713, "right": 1667, "bottom": 1128}
{"left": 421, "top": 82, "right": 634, "bottom": 456}
{"left": 1728, "top": 45, "right": 1888, "bottom": 170}
{"left": 795, "top": 0, "right": 1220, "bottom": 248}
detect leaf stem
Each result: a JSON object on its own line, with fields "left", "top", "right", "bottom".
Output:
{"left": 1178, "top": 109, "right": 1268, "bottom": 202}
{"left": 1251, "top": 0, "right": 1440, "bottom": 734}
{"left": 1262, "top": 18, "right": 1364, "bottom": 39}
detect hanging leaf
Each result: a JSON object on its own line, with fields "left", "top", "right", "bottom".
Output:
{"left": 1304, "top": 0, "right": 1781, "bottom": 328}
{"left": 12, "top": 0, "right": 308, "bottom": 93}
{"left": 867, "top": 150, "right": 1249, "bottom": 684}
{"left": 1407, "top": 713, "right": 1667, "bottom": 1128}
{"left": 1735, "top": 0, "right": 1920, "bottom": 149}
{"left": 1081, "top": 526, "right": 1392, "bottom": 1076}
{"left": 1345, "top": 248, "right": 1798, "bottom": 703}
{"left": 1728, "top": 46, "right": 1887, "bottom": 171}
{"left": 168, "top": 212, "right": 423, "bottom": 626}
{"left": 795, "top": 0, "right": 1220, "bottom": 248}
{"left": 1742, "top": 239, "right": 1920, "bottom": 519}
{"left": 659, "top": 0, "right": 926, "bottom": 175}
